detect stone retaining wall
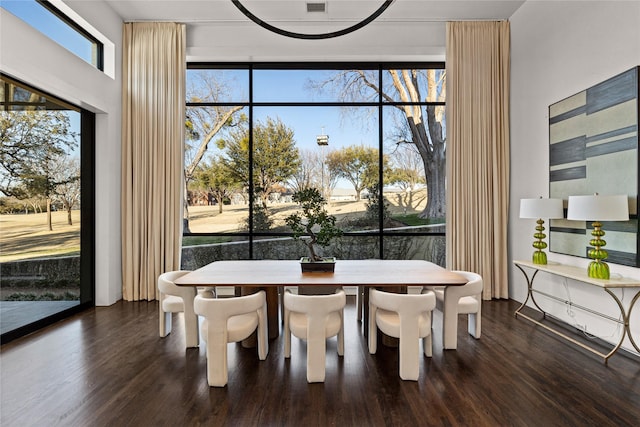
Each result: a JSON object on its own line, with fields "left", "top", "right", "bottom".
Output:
{"left": 181, "top": 235, "right": 445, "bottom": 270}
{"left": 0, "top": 256, "right": 81, "bottom": 300}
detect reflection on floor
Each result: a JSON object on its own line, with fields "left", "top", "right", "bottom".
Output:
{"left": 0, "top": 301, "right": 79, "bottom": 335}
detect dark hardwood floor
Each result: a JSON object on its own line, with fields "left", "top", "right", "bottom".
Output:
{"left": 1, "top": 297, "right": 639, "bottom": 426}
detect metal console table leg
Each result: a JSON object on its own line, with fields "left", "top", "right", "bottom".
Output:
{"left": 513, "top": 260, "right": 640, "bottom": 364}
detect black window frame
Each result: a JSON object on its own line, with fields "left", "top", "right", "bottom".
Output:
{"left": 0, "top": 73, "right": 95, "bottom": 344}
{"left": 185, "top": 62, "right": 446, "bottom": 259}
{"left": 37, "top": 0, "right": 104, "bottom": 71}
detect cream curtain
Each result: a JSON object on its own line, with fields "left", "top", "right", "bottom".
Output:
{"left": 445, "top": 21, "right": 510, "bottom": 300}
{"left": 121, "top": 22, "right": 185, "bottom": 301}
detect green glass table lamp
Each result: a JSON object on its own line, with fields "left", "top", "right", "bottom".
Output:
{"left": 567, "top": 194, "right": 629, "bottom": 279}
{"left": 520, "top": 197, "right": 564, "bottom": 264}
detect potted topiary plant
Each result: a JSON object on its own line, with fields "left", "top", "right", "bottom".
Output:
{"left": 285, "top": 188, "right": 343, "bottom": 272}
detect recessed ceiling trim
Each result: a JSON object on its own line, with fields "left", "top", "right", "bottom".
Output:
{"left": 230, "top": 0, "right": 395, "bottom": 40}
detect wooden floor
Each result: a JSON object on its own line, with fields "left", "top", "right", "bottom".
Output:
{"left": 1, "top": 298, "right": 639, "bottom": 427}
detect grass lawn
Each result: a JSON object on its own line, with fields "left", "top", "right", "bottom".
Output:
{"left": 391, "top": 213, "right": 445, "bottom": 226}
{"left": 0, "top": 211, "right": 81, "bottom": 263}
{"left": 181, "top": 235, "right": 234, "bottom": 246}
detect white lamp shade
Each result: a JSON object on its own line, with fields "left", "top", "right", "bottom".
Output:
{"left": 519, "top": 198, "right": 564, "bottom": 219}
{"left": 566, "top": 194, "right": 629, "bottom": 221}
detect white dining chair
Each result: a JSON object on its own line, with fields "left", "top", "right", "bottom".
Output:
{"left": 426, "top": 270, "right": 483, "bottom": 350}
{"left": 194, "top": 290, "right": 269, "bottom": 387}
{"left": 157, "top": 270, "right": 199, "bottom": 348}
{"left": 368, "top": 288, "right": 436, "bottom": 381}
{"left": 284, "top": 289, "right": 346, "bottom": 383}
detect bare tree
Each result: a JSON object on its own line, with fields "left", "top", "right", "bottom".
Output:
{"left": 1, "top": 107, "right": 77, "bottom": 199}
{"left": 22, "top": 197, "right": 44, "bottom": 214}
{"left": 289, "top": 149, "right": 322, "bottom": 193}
{"left": 310, "top": 69, "right": 446, "bottom": 219}
{"left": 184, "top": 70, "right": 244, "bottom": 231}
{"left": 52, "top": 157, "right": 81, "bottom": 225}
{"left": 387, "top": 142, "right": 426, "bottom": 210}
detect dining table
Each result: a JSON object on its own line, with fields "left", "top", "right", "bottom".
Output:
{"left": 175, "top": 259, "right": 469, "bottom": 339}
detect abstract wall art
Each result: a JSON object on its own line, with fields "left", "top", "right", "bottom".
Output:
{"left": 549, "top": 66, "right": 639, "bottom": 267}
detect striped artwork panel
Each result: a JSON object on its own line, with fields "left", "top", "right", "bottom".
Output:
{"left": 548, "top": 67, "right": 639, "bottom": 267}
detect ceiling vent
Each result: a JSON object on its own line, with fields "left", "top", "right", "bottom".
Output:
{"left": 306, "top": 2, "right": 327, "bottom": 13}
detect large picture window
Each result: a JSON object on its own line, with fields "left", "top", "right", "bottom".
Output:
{"left": 183, "top": 64, "right": 445, "bottom": 266}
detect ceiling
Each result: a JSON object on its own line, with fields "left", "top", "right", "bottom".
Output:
{"left": 104, "top": 0, "right": 525, "bottom": 24}
{"left": 101, "top": 0, "right": 527, "bottom": 61}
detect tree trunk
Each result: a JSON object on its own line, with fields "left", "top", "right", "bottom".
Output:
{"left": 307, "top": 239, "right": 320, "bottom": 261}
{"left": 419, "top": 153, "right": 446, "bottom": 219}
{"left": 47, "top": 198, "right": 52, "bottom": 231}
{"left": 67, "top": 205, "right": 73, "bottom": 225}
{"left": 183, "top": 178, "right": 191, "bottom": 233}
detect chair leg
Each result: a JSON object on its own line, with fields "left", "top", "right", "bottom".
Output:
{"left": 398, "top": 322, "right": 420, "bottom": 381}
{"left": 306, "top": 318, "right": 329, "bottom": 383}
{"left": 258, "top": 304, "right": 269, "bottom": 360}
{"left": 160, "top": 310, "right": 171, "bottom": 337}
{"left": 423, "top": 313, "right": 433, "bottom": 357}
{"left": 306, "top": 336, "right": 327, "bottom": 383}
{"left": 468, "top": 311, "right": 481, "bottom": 339}
{"left": 423, "top": 333, "right": 433, "bottom": 358}
{"left": 368, "top": 304, "right": 377, "bottom": 354}
{"left": 183, "top": 292, "right": 200, "bottom": 348}
{"left": 206, "top": 332, "right": 229, "bottom": 387}
{"left": 184, "top": 312, "right": 200, "bottom": 348}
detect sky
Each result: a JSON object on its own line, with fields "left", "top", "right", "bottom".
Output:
{"left": 187, "top": 68, "right": 381, "bottom": 154}
{"left": 1, "top": 0, "right": 95, "bottom": 65}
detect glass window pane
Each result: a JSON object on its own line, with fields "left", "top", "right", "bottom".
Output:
{"left": 187, "top": 69, "right": 249, "bottom": 103}
{"left": 185, "top": 106, "right": 248, "bottom": 233}
{"left": 382, "top": 68, "right": 446, "bottom": 103}
{"left": 1, "top": 0, "right": 101, "bottom": 68}
{"left": 251, "top": 105, "right": 379, "bottom": 233}
{"left": 382, "top": 103, "right": 446, "bottom": 229}
{"left": 253, "top": 69, "right": 379, "bottom": 103}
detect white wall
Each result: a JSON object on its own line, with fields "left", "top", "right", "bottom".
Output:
{"left": 0, "top": 3, "right": 123, "bottom": 305}
{"left": 510, "top": 1, "right": 640, "bottom": 354}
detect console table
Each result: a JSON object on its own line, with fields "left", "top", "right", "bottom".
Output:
{"left": 513, "top": 260, "right": 640, "bottom": 363}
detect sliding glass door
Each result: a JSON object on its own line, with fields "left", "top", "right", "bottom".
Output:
{"left": 0, "top": 74, "right": 94, "bottom": 343}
